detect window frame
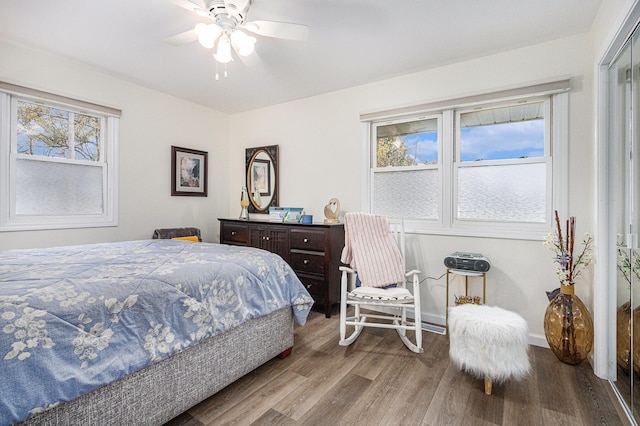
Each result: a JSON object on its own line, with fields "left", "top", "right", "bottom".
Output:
{"left": 370, "top": 113, "right": 443, "bottom": 226}
{"left": 0, "top": 89, "right": 119, "bottom": 232}
{"left": 451, "top": 97, "right": 553, "bottom": 232}
{"left": 364, "top": 87, "right": 568, "bottom": 241}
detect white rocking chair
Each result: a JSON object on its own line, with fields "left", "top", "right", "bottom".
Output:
{"left": 339, "top": 213, "right": 423, "bottom": 353}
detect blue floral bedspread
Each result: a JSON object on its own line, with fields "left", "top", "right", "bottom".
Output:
{"left": 0, "top": 239, "right": 313, "bottom": 425}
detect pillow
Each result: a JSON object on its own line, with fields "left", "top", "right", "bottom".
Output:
{"left": 171, "top": 236, "right": 199, "bottom": 242}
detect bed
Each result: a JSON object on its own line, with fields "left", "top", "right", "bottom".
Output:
{"left": 0, "top": 239, "right": 313, "bottom": 425}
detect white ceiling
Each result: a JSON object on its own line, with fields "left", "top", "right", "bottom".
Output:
{"left": 0, "top": 0, "right": 602, "bottom": 114}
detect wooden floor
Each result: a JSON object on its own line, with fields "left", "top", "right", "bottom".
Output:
{"left": 165, "top": 309, "right": 630, "bottom": 426}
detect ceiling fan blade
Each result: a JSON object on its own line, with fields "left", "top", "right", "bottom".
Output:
{"left": 223, "top": 0, "right": 250, "bottom": 17}
{"left": 167, "top": 0, "right": 206, "bottom": 14}
{"left": 166, "top": 29, "right": 198, "bottom": 46}
{"left": 242, "top": 20, "right": 309, "bottom": 41}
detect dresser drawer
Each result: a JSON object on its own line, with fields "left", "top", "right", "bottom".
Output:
{"left": 290, "top": 229, "right": 326, "bottom": 251}
{"left": 221, "top": 223, "right": 248, "bottom": 245}
{"left": 297, "top": 274, "right": 326, "bottom": 301}
{"left": 289, "top": 250, "right": 324, "bottom": 274}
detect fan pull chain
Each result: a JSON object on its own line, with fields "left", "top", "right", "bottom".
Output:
{"left": 214, "top": 62, "right": 229, "bottom": 81}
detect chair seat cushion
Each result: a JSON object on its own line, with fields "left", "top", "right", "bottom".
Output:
{"left": 349, "top": 286, "right": 413, "bottom": 301}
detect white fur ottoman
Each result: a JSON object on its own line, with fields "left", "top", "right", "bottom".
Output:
{"left": 448, "top": 304, "right": 530, "bottom": 395}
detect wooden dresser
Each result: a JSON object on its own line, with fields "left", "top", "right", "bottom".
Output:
{"left": 219, "top": 218, "right": 345, "bottom": 318}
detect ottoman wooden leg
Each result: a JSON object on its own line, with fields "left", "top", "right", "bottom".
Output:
{"left": 484, "top": 376, "right": 492, "bottom": 395}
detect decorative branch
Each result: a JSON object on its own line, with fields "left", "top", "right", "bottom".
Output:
{"left": 544, "top": 211, "right": 593, "bottom": 286}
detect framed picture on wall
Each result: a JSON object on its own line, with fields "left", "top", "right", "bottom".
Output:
{"left": 171, "top": 146, "right": 208, "bottom": 197}
{"left": 250, "top": 158, "right": 271, "bottom": 196}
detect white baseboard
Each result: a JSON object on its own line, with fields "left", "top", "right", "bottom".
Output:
{"left": 422, "top": 322, "right": 446, "bottom": 335}
{"left": 528, "top": 333, "right": 549, "bottom": 348}
{"left": 360, "top": 305, "right": 550, "bottom": 347}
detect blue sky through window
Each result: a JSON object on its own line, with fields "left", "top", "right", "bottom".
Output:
{"left": 400, "top": 131, "right": 438, "bottom": 164}
{"left": 398, "top": 119, "right": 543, "bottom": 164}
{"left": 460, "top": 119, "right": 544, "bottom": 161}
{"left": 16, "top": 101, "right": 100, "bottom": 160}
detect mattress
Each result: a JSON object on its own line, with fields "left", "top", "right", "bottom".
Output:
{"left": 0, "top": 239, "right": 312, "bottom": 425}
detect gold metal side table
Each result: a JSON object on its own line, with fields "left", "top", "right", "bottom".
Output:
{"left": 445, "top": 269, "right": 487, "bottom": 333}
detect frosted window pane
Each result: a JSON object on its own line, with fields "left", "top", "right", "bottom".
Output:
{"left": 374, "top": 169, "right": 438, "bottom": 219}
{"left": 457, "top": 163, "right": 545, "bottom": 222}
{"left": 16, "top": 159, "right": 104, "bottom": 215}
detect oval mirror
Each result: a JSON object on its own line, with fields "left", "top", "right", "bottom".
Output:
{"left": 245, "top": 145, "right": 278, "bottom": 213}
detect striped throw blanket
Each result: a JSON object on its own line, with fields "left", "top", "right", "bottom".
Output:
{"left": 340, "top": 212, "right": 406, "bottom": 288}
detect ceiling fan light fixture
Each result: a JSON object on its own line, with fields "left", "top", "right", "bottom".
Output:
{"left": 171, "top": 0, "right": 309, "bottom": 81}
{"left": 230, "top": 30, "right": 256, "bottom": 57}
{"left": 195, "top": 23, "right": 221, "bottom": 49}
{"left": 214, "top": 34, "right": 233, "bottom": 64}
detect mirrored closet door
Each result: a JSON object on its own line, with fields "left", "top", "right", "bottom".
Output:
{"left": 610, "top": 24, "right": 640, "bottom": 422}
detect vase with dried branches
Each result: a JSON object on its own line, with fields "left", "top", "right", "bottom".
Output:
{"left": 616, "top": 241, "right": 640, "bottom": 374}
{"left": 543, "top": 211, "right": 594, "bottom": 365}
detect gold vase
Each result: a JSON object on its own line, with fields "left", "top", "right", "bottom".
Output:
{"left": 543, "top": 285, "right": 594, "bottom": 365}
{"left": 617, "top": 301, "right": 632, "bottom": 374}
{"left": 616, "top": 301, "right": 640, "bottom": 376}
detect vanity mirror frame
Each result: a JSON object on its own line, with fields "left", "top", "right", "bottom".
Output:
{"left": 245, "top": 145, "right": 279, "bottom": 213}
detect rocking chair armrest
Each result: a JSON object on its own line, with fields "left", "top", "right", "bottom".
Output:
{"left": 340, "top": 265, "right": 357, "bottom": 274}
{"left": 405, "top": 269, "right": 421, "bottom": 278}
{"left": 406, "top": 269, "right": 420, "bottom": 287}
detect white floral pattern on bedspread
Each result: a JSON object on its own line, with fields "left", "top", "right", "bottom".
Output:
{"left": 0, "top": 240, "right": 313, "bottom": 425}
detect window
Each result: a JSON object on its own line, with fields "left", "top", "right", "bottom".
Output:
{"left": 455, "top": 101, "right": 549, "bottom": 224}
{"left": 366, "top": 82, "right": 568, "bottom": 240}
{"left": 0, "top": 84, "right": 119, "bottom": 231}
{"left": 373, "top": 116, "right": 441, "bottom": 220}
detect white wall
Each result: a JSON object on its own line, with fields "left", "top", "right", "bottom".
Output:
{"left": 590, "top": 0, "right": 632, "bottom": 59}
{"left": 228, "top": 34, "right": 595, "bottom": 344}
{"left": 0, "top": 28, "right": 603, "bottom": 345}
{"left": 0, "top": 41, "right": 230, "bottom": 249}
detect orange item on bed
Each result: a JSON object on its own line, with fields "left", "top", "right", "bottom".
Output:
{"left": 171, "top": 236, "right": 199, "bottom": 242}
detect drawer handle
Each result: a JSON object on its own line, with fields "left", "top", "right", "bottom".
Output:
{"left": 303, "top": 238, "right": 309, "bottom": 243}
{"left": 231, "top": 231, "right": 237, "bottom": 236}
{"left": 303, "top": 259, "right": 310, "bottom": 265}
{"left": 264, "top": 236, "right": 270, "bottom": 241}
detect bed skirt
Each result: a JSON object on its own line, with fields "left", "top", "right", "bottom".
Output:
{"left": 17, "top": 307, "right": 294, "bottom": 426}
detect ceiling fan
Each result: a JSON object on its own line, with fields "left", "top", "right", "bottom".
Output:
{"left": 169, "top": 0, "right": 309, "bottom": 79}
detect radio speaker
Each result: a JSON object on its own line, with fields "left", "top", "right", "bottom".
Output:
{"left": 444, "top": 252, "right": 491, "bottom": 273}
